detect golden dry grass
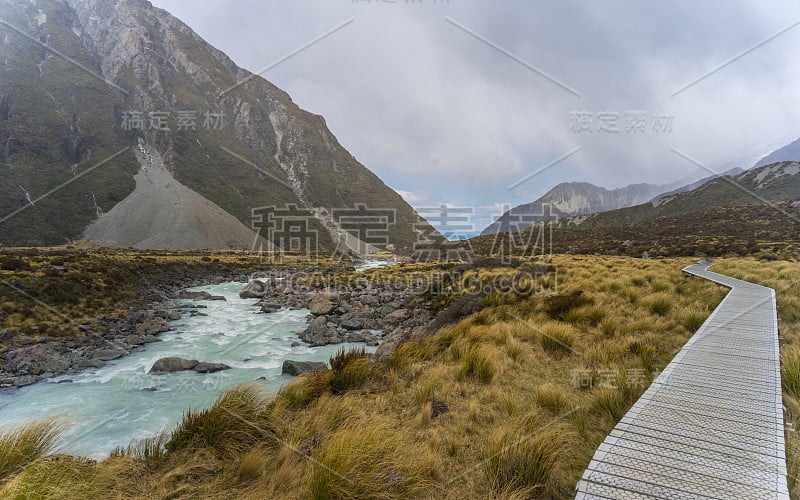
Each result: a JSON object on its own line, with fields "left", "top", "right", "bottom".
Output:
{"left": 7, "top": 254, "right": 783, "bottom": 499}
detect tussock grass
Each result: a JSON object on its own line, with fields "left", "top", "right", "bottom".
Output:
{"left": 0, "top": 419, "right": 63, "bottom": 482}
{"left": 276, "top": 369, "right": 333, "bottom": 410}
{"left": 167, "top": 384, "right": 268, "bottom": 455}
{"left": 111, "top": 431, "right": 168, "bottom": 471}
{"left": 308, "top": 419, "right": 440, "bottom": 499}
{"left": 538, "top": 322, "right": 576, "bottom": 356}
{"left": 675, "top": 305, "right": 707, "bottom": 332}
{"left": 1, "top": 254, "right": 752, "bottom": 498}
{"left": 535, "top": 384, "right": 571, "bottom": 414}
{"left": 330, "top": 348, "right": 372, "bottom": 395}
{"left": 484, "top": 425, "right": 570, "bottom": 499}
{"left": 235, "top": 447, "right": 265, "bottom": 484}
{"left": 454, "top": 342, "right": 497, "bottom": 383}
{"left": 782, "top": 347, "right": 800, "bottom": 399}
{"left": 643, "top": 293, "right": 672, "bottom": 316}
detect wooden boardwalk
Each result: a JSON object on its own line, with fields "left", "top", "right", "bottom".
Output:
{"left": 575, "top": 262, "right": 790, "bottom": 499}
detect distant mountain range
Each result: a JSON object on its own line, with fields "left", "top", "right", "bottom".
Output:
{"left": 754, "top": 138, "right": 800, "bottom": 169}
{"left": 481, "top": 133, "right": 800, "bottom": 236}
{"left": 0, "top": 0, "right": 433, "bottom": 252}
{"left": 481, "top": 168, "right": 743, "bottom": 236}
{"left": 471, "top": 161, "right": 800, "bottom": 257}
{"left": 481, "top": 181, "right": 682, "bottom": 235}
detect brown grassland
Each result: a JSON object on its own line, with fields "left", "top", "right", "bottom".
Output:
{"left": 0, "top": 252, "right": 798, "bottom": 499}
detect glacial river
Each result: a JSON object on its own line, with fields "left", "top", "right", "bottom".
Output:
{"left": 0, "top": 279, "right": 378, "bottom": 459}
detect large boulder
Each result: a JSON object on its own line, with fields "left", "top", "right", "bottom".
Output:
{"left": 281, "top": 360, "right": 327, "bottom": 376}
{"left": 309, "top": 291, "right": 339, "bottom": 315}
{"left": 5, "top": 345, "right": 69, "bottom": 376}
{"left": 149, "top": 357, "right": 199, "bottom": 373}
{"left": 240, "top": 280, "right": 267, "bottom": 299}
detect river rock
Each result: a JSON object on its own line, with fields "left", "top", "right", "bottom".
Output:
{"left": 375, "top": 327, "right": 415, "bottom": 361}
{"left": 309, "top": 291, "right": 339, "bottom": 315}
{"left": 281, "top": 360, "right": 327, "bottom": 376}
{"left": 149, "top": 357, "right": 199, "bottom": 373}
{"left": 340, "top": 318, "right": 363, "bottom": 330}
{"left": 153, "top": 310, "right": 181, "bottom": 321}
{"left": 358, "top": 294, "right": 379, "bottom": 307}
{"left": 346, "top": 331, "right": 378, "bottom": 345}
{"left": 240, "top": 280, "right": 267, "bottom": 299}
{"left": 384, "top": 309, "right": 409, "bottom": 324}
{"left": 5, "top": 345, "right": 69, "bottom": 375}
{"left": 92, "top": 349, "right": 125, "bottom": 361}
{"left": 179, "top": 290, "right": 226, "bottom": 301}
{"left": 136, "top": 318, "right": 169, "bottom": 336}
{"left": 260, "top": 302, "right": 282, "bottom": 314}
{"left": 193, "top": 362, "right": 231, "bottom": 373}
{"left": 298, "top": 316, "right": 343, "bottom": 346}
{"left": 13, "top": 375, "right": 37, "bottom": 387}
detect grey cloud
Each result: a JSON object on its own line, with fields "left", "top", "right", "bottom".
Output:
{"left": 151, "top": 0, "right": 800, "bottom": 209}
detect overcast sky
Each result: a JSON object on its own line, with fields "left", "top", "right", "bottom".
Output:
{"left": 151, "top": 0, "right": 800, "bottom": 217}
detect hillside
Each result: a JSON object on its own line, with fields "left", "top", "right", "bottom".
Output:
{"left": 569, "top": 161, "right": 800, "bottom": 230}
{"left": 0, "top": 0, "right": 431, "bottom": 252}
{"left": 481, "top": 180, "right": 684, "bottom": 235}
{"left": 471, "top": 162, "right": 800, "bottom": 258}
{"left": 755, "top": 137, "right": 800, "bottom": 168}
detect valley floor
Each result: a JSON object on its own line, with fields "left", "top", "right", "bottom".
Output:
{"left": 0, "top": 251, "right": 798, "bottom": 499}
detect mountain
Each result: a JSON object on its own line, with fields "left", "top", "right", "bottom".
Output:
{"left": 649, "top": 167, "right": 745, "bottom": 202}
{"left": 481, "top": 180, "right": 684, "bottom": 235}
{"left": 754, "top": 138, "right": 800, "bottom": 169}
{"left": 568, "top": 161, "right": 800, "bottom": 229}
{"left": 0, "top": 0, "right": 432, "bottom": 252}
{"left": 471, "top": 161, "right": 800, "bottom": 257}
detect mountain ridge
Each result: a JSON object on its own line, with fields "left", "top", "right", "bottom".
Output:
{"left": 0, "top": 0, "right": 432, "bottom": 252}
{"left": 481, "top": 178, "right": 685, "bottom": 235}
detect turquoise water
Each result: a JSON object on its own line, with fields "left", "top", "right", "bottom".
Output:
{"left": 0, "top": 281, "right": 376, "bottom": 459}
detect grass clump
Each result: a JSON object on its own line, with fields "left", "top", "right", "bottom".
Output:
{"left": 783, "top": 347, "right": 800, "bottom": 399}
{"left": 644, "top": 293, "right": 672, "bottom": 316}
{"left": 454, "top": 343, "right": 497, "bottom": 383}
{"left": 538, "top": 322, "right": 576, "bottom": 357}
{"left": 534, "top": 384, "right": 571, "bottom": 414}
{"left": 543, "top": 290, "right": 593, "bottom": 320}
{"left": 111, "top": 432, "right": 168, "bottom": 471}
{"left": 166, "top": 384, "right": 267, "bottom": 455}
{"left": 330, "top": 348, "right": 372, "bottom": 395}
{"left": 277, "top": 369, "right": 333, "bottom": 410}
{"left": 308, "top": 420, "right": 439, "bottom": 499}
{"left": 0, "top": 419, "right": 63, "bottom": 482}
{"left": 484, "top": 425, "right": 569, "bottom": 499}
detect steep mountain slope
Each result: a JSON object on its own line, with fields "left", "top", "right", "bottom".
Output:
{"left": 754, "top": 138, "right": 800, "bottom": 169}
{"left": 0, "top": 0, "right": 431, "bottom": 252}
{"left": 481, "top": 180, "right": 683, "bottom": 235}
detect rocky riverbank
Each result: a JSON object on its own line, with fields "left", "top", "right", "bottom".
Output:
{"left": 237, "top": 274, "right": 434, "bottom": 359}
{"left": 0, "top": 262, "right": 350, "bottom": 388}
